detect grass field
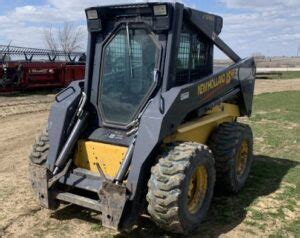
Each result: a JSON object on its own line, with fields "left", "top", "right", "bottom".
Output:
{"left": 258, "top": 71, "right": 300, "bottom": 80}
{"left": 279, "top": 71, "right": 300, "bottom": 79}
{"left": 237, "top": 91, "right": 299, "bottom": 237}
{"left": 201, "top": 91, "right": 300, "bottom": 237}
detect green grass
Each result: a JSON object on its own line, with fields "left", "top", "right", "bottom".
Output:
{"left": 247, "top": 92, "right": 300, "bottom": 189}
{"left": 238, "top": 91, "right": 300, "bottom": 237}
{"left": 246, "top": 91, "right": 300, "bottom": 161}
{"left": 245, "top": 91, "right": 300, "bottom": 197}
{"left": 257, "top": 71, "right": 300, "bottom": 79}
{"left": 194, "top": 91, "right": 300, "bottom": 237}
{"left": 286, "top": 220, "right": 300, "bottom": 236}
{"left": 248, "top": 209, "right": 266, "bottom": 221}
{"left": 91, "top": 223, "right": 102, "bottom": 232}
{"left": 279, "top": 71, "right": 300, "bottom": 79}
{"left": 251, "top": 91, "right": 300, "bottom": 123}
{"left": 271, "top": 220, "right": 300, "bottom": 238}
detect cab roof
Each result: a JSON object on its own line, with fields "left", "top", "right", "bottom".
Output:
{"left": 86, "top": 2, "right": 223, "bottom": 35}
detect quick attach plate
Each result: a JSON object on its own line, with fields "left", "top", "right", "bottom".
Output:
{"left": 98, "top": 181, "right": 127, "bottom": 229}
{"left": 28, "top": 162, "right": 58, "bottom": 209}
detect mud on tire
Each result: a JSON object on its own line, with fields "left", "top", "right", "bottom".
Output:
{"left": 146, "top": 142, "right": 216, "bottom": 234}
{"left": 29, "top": 127, "right": 49, "bottom": 165}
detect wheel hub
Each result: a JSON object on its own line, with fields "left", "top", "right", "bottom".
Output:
{"left": 187, "top": 165, "right": 208, "bottom": 214}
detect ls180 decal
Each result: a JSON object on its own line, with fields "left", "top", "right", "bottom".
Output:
{"left": 197, "top": 68, "right": 237, "bottom": 96}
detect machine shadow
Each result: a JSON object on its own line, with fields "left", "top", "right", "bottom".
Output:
{"left": 51, "top": 155, "right": 299, "bottom": 237}
{"left": 51, "top": 204, "right": 101, "bottom": 224}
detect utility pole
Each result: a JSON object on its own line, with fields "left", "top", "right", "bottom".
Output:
{"left": 298, "top": 43, "right": 300, "bottom": 57}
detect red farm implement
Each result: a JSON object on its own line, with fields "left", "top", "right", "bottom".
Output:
{"left": 0, "top": 45, "right": 86, "bottom": 93}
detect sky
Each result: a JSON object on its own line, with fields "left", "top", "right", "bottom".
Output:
{"left": 0, "top": 0, "right": 299, "bottom": 58}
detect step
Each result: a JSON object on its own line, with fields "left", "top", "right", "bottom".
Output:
{"left": 55, "top": 192, "right": 102, "bottom": 212}
{"left": 59, "top": 168, "right": 104, "bottom": 193}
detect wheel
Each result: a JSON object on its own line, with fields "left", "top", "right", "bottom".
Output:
{"left": 208, "top": 122, "right": 253, "bottom": 193}
{"left": 29, "top": 127, "right": 49, "bottom": 165}
{"left": 146, "top": 142, "right": 216, "bottom": 234}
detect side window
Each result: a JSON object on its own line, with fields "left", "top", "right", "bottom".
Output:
{"left": 190, "top": 32, "right": 210, "bottom": 80}
{"left": 175, "top": 26, "right": 212, "bottom": 86}
{"left": 176, "top": 33, "right": 190, "bottom": 83}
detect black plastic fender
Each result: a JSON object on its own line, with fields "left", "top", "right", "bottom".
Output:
{"left": 47, "top": 80, "right": 84, "bottom": 172}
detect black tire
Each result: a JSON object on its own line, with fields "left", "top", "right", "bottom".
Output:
{"left": 29, "top": 127, "right": 49, "bottom": 165}
{"left": 29, "top": 128, "right": 60, "bottom": 210}
{"left": 208, "top": 122, "right": 253, "bottom": 193}
{"left": 146, "top": 142, "right": 216, "bottom": 234}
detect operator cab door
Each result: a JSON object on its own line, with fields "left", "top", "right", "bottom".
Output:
{"left": 98, "top": 23, "right": 162, "bottom": 129}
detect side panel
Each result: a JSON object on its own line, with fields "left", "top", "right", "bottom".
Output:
{"left": 238, "top": 59, "right": 256, "bottom": 115}
{"left": 127, "top": 58, "right": 255, "bottom": 200}
{"left": 47, "top": 80, "right": 83, "bottom": 172}
{"left": 74, "top": 140, "right": 128, "bottom": 179}
{"left": 164, "top": 103, "right": 240, "bottom": 144}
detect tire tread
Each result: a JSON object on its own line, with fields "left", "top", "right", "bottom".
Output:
{"left": 147, "top": 142, "right": 213, "bottom": 234}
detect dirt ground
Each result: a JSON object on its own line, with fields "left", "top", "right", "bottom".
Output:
{"left": 0, "top": 80, "right": 299, "bottom": 237}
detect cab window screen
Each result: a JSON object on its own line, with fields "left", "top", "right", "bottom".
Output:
{"left": 175, "top": 25, "right": 212, "bottom": 85}
{"left": 100, "top": 28, "right": 158, "bottom": 125}
{"left": 177, "top": 33, "right": 190, "bottom": 70}
{"left": 176, "top": 33, "right": 190, "bottom": 84}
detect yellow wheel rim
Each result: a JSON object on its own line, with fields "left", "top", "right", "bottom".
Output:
{"left": 236, "top": 140, "right": 249, "bottom": 177}
{"left": 187, "top": 165, "right": 208, "bottom": 214}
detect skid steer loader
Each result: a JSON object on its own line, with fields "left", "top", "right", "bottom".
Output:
{"left": 29, "top": 2, "right": 256, "bottom": 234}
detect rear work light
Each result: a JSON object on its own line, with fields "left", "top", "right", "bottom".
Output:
{"left": 87, "top": 9, "right": 98, "bottom": 20}
{"left": 86, "top": 9, "right": 102, "bottom": 32}
{"left": 153, "top": 5, "right": 168, "bottom": 16}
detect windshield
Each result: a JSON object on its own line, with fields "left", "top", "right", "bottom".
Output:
{"left": 100, "top": 26, "right": 159, "bottom": 126}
